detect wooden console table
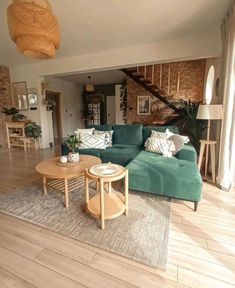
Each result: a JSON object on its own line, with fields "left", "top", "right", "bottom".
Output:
{"left": 5, "top": 121, "right": 26, "bottom": 149}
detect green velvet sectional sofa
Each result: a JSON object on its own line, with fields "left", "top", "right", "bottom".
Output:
{"left": 61, "top": 124, "right": 202, "bottom": 210}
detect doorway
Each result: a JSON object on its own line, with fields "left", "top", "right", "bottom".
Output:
{"left": 106, "top": 95, "right": 116, "bottom": 124}
{"left": 45, "top": 91, "right": 62, "bottom": 145}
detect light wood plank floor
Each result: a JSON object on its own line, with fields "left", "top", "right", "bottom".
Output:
{"left": 0, "top": 147, "right": 235, "bottom": 288}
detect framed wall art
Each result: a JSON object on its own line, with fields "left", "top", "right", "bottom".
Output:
{"left": 137, "top": 96, "right": 151, "bottom": 115}
{"left": 12, "top": 81, "right": 29, "bottom": 111}
{"left": 28, "top": 87, "right": 38, "bottom": 106}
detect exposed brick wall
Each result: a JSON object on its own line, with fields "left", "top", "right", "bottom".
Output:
{"left": 127, "top": 59, "right": 206, "bottom": 124}
{"left": 0, "top": 66, "right": 13, "bottom": 147}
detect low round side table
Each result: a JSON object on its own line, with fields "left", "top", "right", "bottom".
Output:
{"left": 35, "top": 155, "right": 101, "bottom": 208}
{"left": 85, "top": 163, "right": 128, "bottom": 230}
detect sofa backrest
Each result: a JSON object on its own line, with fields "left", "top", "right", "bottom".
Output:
{"left": 87, "top": 124, "right": 179, "bottom": 146}
{"left": 113, "top": 124, "right": 143, "bottom": 146}
{"left": 87, "top": 124, "right": 113, "bottom": 131}
{"left": 143, "top": 126, "right": 179, "bottom": 143}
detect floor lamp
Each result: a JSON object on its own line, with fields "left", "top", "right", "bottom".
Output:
{"left": 197, "top": 104, "right": 223, "bottom": 183}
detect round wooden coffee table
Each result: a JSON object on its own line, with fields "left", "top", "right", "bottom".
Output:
{"left": 85, "top": 163, "right": 128, "bottom": 230}
{"left": 35, "top": 155, "right": 101, "bottom": 208}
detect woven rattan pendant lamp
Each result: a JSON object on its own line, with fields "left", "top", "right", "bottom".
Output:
{"left": 7, "top": 0, "right": 60, "bottom": 59}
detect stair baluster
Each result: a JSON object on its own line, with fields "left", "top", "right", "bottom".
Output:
{"left": 151, "top": 65, "right": 154, "bottom": 84}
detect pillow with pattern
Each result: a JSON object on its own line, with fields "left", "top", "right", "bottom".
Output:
{"left": 79, "top": 133, "right": 106, "bottom": 149}
{"left": 151, "top": 130, "right": 168, "bottom": 140}
{"left": 94, "top": 130, "right": 114, "bottom": 148}
{"left": 145, "top": 137, "right": 175, "bottom": 156}
{"left": 74, "top": 128, "right": 94, "bottom": 140}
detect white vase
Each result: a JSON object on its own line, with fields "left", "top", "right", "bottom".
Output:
{"left": 68, "top": 152, "right": 80, "bottom": 163}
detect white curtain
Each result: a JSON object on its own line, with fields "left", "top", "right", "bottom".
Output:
{"left": 217, "top": 0, "right": 235, "bottom": 190}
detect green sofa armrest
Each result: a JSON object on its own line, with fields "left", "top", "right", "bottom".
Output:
{"left": 176, "top": 144, "right": 197, "bottom": 162}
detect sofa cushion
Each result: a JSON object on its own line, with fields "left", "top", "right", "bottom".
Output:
{"left": 176, "top": 144, "right": 197, "bottom": 162}
{"left": 61, "top": 143, "right": 104, "bottom": 158}
{"left": 143, "top": 126, "right": 179, "bottom": 143}
{"left": 100, "top": 144, "right": 141, "bottom": 166}
{"left": 126, "top": 150, "right": 202, "bottom": 202}
{"left": 113, "top": 124, "right": 143, "bottom": 146}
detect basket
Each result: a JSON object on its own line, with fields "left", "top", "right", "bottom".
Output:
{"left": 7, "top": 0, "right": 60, "bottom": 59}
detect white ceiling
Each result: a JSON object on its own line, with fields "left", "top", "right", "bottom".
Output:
{"left": 55, "top": 70, "right": 125, "bottom": 85}
{"left": 0, "top": 0, "right": 231, "bottom": 66}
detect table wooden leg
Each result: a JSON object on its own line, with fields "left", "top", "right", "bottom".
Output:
{"left": 108, "top": 181, "right": 112, "bottom": 194}
{"left": 96, "top": 180, "right": 100, "bottom": 191}
{"left": 205, "top": 143, "right": 210, "bottom": 178}
{"left": 43, "top": 177, "right": 47, "bottom": 195}
{"left": 64, "top": 178, "right": 69, "bottom": 208}
{"left": 198, "top": 142, "right": 205, "bottom": 170}
{"left": 125, "top": 169, "right": 128, "bottom": 216}
{"left": 210, "top": 144, "right": 216, "bottom": 183}
{"left": 85, "top": 170, "right": 89, "bottom": 205}
{"left": 100, "top": 179, "right": 105, "bottom": 230}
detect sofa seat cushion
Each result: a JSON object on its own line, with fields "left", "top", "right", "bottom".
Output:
{"left": 100, "top": 145, "right": 141, "bottom": 166}
{"left": 61, "top": 143, "right": 104, "bottom": 158}
{"left": 126, "top": 150, "right": 202, "bottom": 202}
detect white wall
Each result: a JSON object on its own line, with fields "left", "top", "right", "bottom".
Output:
{"left": 45, "top": 77, "right": 83, "bottom": 139}
{"left": 9, "top": 34, "right": 221, "bottom": 148}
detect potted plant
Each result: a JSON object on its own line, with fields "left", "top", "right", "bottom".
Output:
{"left": 25, "top": 122, "right": 42, "bottom": 139}
{"left": 174, "top": 100, "right": 207, "bottom": 154}
{"left": 64, "top": 134, "right": 82, "bottom": 163}
{"left": 1, "top": 106, "right": 27, "bottom": 122}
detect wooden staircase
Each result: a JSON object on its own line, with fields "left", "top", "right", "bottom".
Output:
{"left": 121, "top": 65, "right": 186, "bottom": 125}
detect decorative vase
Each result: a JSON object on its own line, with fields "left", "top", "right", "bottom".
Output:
{"left": 68, "top": 152, "right": 79, "bottom": 163}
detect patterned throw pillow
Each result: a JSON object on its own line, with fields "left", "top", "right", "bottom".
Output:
{"left": 151, "top": 130, "right": 168, "bottom": 140}
{"left": 94, "top": 130, "right": 114, "bottom": 148}
{"left": 152, "top": 129, "right": 190, "bottom": 144}
{"left": 145, "top": 137, "right": 175, "bottom": 155}
{"left": 79, "top": 133, "right": 106, "bottom": 149}
{"left": 74, "top": 128, "right": 94, "bottom": 140}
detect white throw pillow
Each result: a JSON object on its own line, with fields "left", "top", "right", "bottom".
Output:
{"left": 151, "top": 130, "right": 168, "bottom": 140}
{"left": 145, "top": 137, "right": 175, "bottom": 156}
{"left": 74, "top": 128, "right": 94, "bottom": 140}
{"left": 94, "top": 130, "right": 114, "bottom": 148}
{"left": 79, "top": 133, "right": 106, "bottom": 149}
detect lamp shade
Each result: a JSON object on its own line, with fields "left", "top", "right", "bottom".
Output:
{"left": 196, "top": 104, "right": 223, "bottom": 120}
{"left": 85, "top": 83, "right": 95, "bottom": 92}
{"left": 85, "top": 76, "right": 95, "bottom": 92}
{"left": 7, "top": 0, "right": 60, "bottom": 59}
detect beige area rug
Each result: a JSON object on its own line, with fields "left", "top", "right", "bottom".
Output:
{"left": 0, "top": 182, "right": 171, "bottom": 268}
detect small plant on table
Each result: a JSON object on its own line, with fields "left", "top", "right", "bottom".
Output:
{"left": 64, "top": 134, "right": 82, "bottom": 162}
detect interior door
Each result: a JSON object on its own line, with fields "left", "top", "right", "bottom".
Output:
{"left": 106, "top": 96, "right": 116, "bottom": 124}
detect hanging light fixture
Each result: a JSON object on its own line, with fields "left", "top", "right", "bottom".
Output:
{"left": 85, "top": 76, "right": 95, "bottom": 92}
{"left": 7, "top": 0, "right": 60, "bottom": 59}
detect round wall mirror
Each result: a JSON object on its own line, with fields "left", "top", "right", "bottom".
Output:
{"left": 205, "top": 65, "right": 215, "bottom": 104}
